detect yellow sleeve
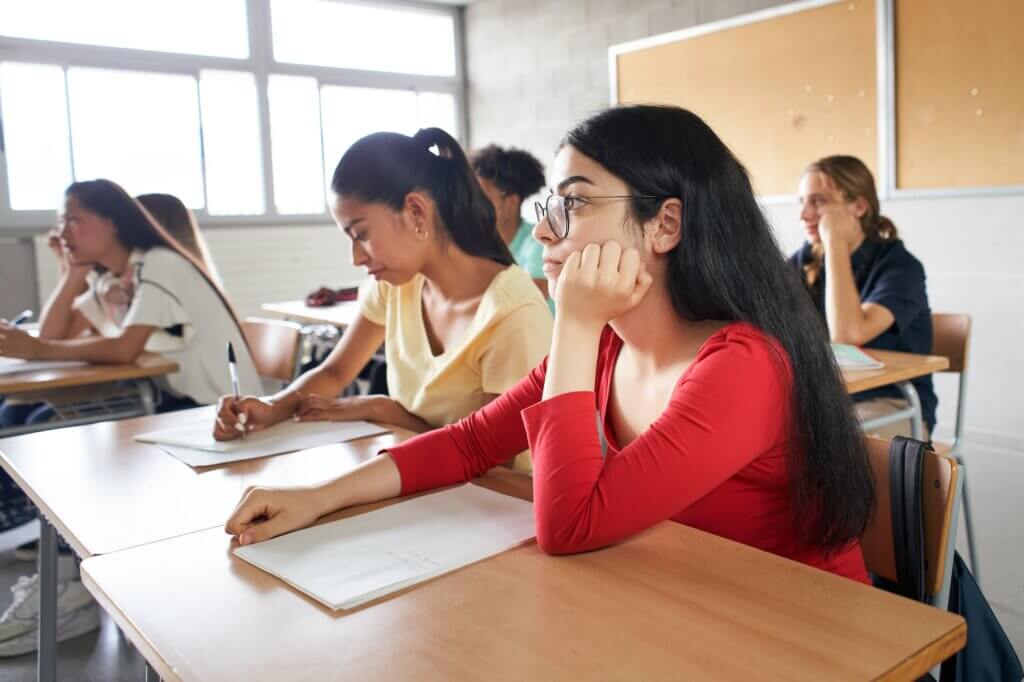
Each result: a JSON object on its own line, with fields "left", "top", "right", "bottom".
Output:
{"left": 357, "top": 279, "right": 388, "bottom": 326}
{"left": 478, "top": 302, "right": 553, "bottom": 395}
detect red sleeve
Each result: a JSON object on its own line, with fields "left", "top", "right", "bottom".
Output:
{"left": 523, "top": 327, "right": 792, "bottom": 554}
{"left": 388, "top": 357, "right": 548, "bottom": 494}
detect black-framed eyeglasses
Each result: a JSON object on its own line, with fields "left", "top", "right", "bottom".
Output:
{"left": 533, "top": 194, "right": 662, "bottom": 241}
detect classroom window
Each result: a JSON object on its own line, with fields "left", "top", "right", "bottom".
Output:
{"left": 319, "top": 86, "right": 459, "bottom": 194}
{"left": 0, "top": 63, "right": 73, "bottom": 211}
{"left": 268, "top": 75, "right": 326, "bottom": 215}
{"left": 67, "top": 68, "right": 206, "bottom": 207}
{"left": 199, "top": 71, "right": 265, "bottom": 216}
{"left": 270, "top": 0, "right": 457, "bottom": 77}
{"left": 0, "top": 1, "right": 464, "bottom": 224}
{"left": 0, "top": 0, "right": 249, "bottom": 58}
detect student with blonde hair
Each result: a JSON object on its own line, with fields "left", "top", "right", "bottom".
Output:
{"left": 792, "top": 155, "right": 936, "bottom": 439}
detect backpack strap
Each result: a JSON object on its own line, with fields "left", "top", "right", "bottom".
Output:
{"left": 889, "top": 435, "right": 932, "bottom": 602}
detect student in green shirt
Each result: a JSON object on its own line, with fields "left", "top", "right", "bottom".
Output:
{"left": 472, "top": 145, "right": 553, "bottom": 311}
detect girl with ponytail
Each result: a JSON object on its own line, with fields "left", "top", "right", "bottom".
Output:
{"left": 792, "top": 155, "right": 936, "bottom": 438}
{"left": 225, "top": 106, "right": 876, "bottom": 588}
{"left": 214, "top": 128, "right": 552, "bottom": 447}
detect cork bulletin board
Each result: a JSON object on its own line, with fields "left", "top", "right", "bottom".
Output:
{"left": 613, "top": 0, "right": 878, "bottom": 196}
{"left": 895, "top": 0, "right": 1024, "bottom": 189}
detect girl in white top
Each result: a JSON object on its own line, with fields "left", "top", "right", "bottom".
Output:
{"left": 0, "top": 179, "right": 259, "bottom": 407}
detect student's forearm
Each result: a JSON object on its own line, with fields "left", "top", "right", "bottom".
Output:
{"left": 38, "top": 274, "right": 89, "bottom": 340}
{"left": 35, "top": 336, "right": 141, "bottom": 364}
{"left": 267, "top": 316, "right": 385, "bottom": 420}
{"left": 266, "top": 363, "right": 357, "bottom": 419}
{"left": 824, "top": 244, "right": 870, "bottom": 344}
{"left": 542, "top": 318, "right": 602, "bottom": 401}
{"left": 372, "top": 399, "right": 433, "bottom": 433}
{"left": 312, "top": 454, "right": 403, "bottom": 516}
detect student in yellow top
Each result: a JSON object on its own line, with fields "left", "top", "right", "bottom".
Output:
{"left": 213, "top": 127, "right": 552, "bottom": 442}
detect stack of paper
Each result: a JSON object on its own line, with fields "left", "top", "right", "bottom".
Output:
{"left": 234, "top": 484, "right": 536, "bottom": 610}
{"left": 0, "top": 358, "right": 88, "bottom": 376}
{"left": 832, "top": 343, "right": 885, "bottom": 370}
{"left": 134, "top": 419, "right": 390, "bottom": 467}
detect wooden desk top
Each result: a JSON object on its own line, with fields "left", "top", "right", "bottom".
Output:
{"left": 0, "top": 352, "right": 179, "bottom": 395}
{"left": 82, "top": 468, "right": 965, "bottom": 681}
{"left": 0, "top": 406, "right": 409, "bottom": 558}
{"left": 843, "top": 349, "right": 949, "bottom": 394}
{"left": 261, "top": 299, "right": 361, "bottom": 327}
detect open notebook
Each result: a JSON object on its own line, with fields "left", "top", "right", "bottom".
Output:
{"left": 831, "top": 343, "right": 885, "bottom": 370}
{"left": 234, "top": 484, "right": 536, "bottom": 611}
{"left": 0, "top": 358, "right": 87, "bottom": 376}
{"left": 135, "top": 419, "right": 390, "bottom": 467}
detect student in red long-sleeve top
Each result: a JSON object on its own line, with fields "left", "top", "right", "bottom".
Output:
{"left": 225, "top": 105, "right": 876, "bottom": 583}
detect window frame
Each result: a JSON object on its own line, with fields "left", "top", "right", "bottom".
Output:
{"left": 0, "top": 0, "right": 468, "bottom": 231}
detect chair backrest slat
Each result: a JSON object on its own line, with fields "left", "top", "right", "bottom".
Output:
{"left": 860, "top": 437, "right": 959, "bottom": 598}
{"left": 243, "top": 317, "right": 304, "bottom": 383}
{"left": 931, "top": 313, "right": 971, "bottom": 374}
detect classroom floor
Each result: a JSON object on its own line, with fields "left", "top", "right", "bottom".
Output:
{"left": 0, "top": 548, "right": 145, "bottom": 682}
{"left": 0, "top": 448, "right": 1019, "bottom": 681}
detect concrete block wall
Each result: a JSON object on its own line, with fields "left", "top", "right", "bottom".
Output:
{"left": 464, "top": 0, "right": 788, "bottom": 158}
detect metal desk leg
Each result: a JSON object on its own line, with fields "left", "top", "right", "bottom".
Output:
{"left": 894, "top": 380, "right": 925, "bottom": 440}
{"left": 38, "top": 517, "right": 58, "bottom": 682}
{"left": 138, "top": 380, "right": 157, "bottom": 415}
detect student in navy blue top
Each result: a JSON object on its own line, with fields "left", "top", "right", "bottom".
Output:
{"left": 791, "top": 155, "right": 936, "bottom": 439}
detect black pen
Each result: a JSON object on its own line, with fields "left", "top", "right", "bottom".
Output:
{"left": 227, "top": 341, "right": 246, "bottom": 440}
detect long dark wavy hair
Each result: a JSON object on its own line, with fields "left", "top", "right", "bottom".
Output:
{"left": 564, "top": 105, "right": 875, "bottom": 552}
{"left": 65, "top": 179, "right": 247, "bottom": 347}
{"left": 330, "top": 128, "right": 514, "bottom": 267}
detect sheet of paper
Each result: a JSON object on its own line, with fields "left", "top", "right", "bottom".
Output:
{"left": 832, "top": 343, "right": 885, "bottom": 370}
{"left": 0, "top": 357, "right": 88, "bottom": 376}
{"left": 136, "top": 418, "right": 390, "bottom": 467}
{"left": 234, "top": 484, "right": 536, "bottom": 610}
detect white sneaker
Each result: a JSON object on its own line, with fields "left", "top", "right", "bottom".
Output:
{"left": 0, "top": 573, "right": 100, "bottom": 656}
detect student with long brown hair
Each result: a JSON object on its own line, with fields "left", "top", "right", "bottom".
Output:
{"left": 792, "top": 155, "right": 936, "bottom": 438}
{"left": 136, "top": 192, "right": 221, "bottom": 283}
{"left": 0, "top": 179, "right": 259, "bottom": 655}
{"left": 0, "top": 179, "right": 258, "bottom": 408}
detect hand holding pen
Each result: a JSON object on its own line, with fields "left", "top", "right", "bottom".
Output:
{"left": 227, "top": 341, "right": 246, "bottom": 440}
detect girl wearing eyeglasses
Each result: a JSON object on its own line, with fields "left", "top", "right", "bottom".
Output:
{"left": 225, "top": 106, "right": 875, "bottom": 584}
{"left": 213, "top": 129, "right": 552, "bottom": 467}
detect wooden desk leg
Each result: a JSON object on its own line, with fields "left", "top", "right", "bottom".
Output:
{"left": 895, "top": 380, "right": 925, "bottom": 440}
{"left": 37, "top": 517, "right": 58, "bottom": 682}
{"left": 145, "top": 661, "right": 161, "bottom": 681}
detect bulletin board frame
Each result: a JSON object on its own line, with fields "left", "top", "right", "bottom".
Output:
{"left": 608, "top": 0, "right": 1024, "bottom": 201}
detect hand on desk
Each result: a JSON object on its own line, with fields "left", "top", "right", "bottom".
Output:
{"left": 0, "top": 324, "right": 40, "bottom": 359}
{"left": 293, "top": 394, "right": 388, "bottom": 423}
{"left": 226, "top": 485, "right": 323, "bottom": 546}
{"left": 214, "top": 395, "right": 282, "bottom": 441}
